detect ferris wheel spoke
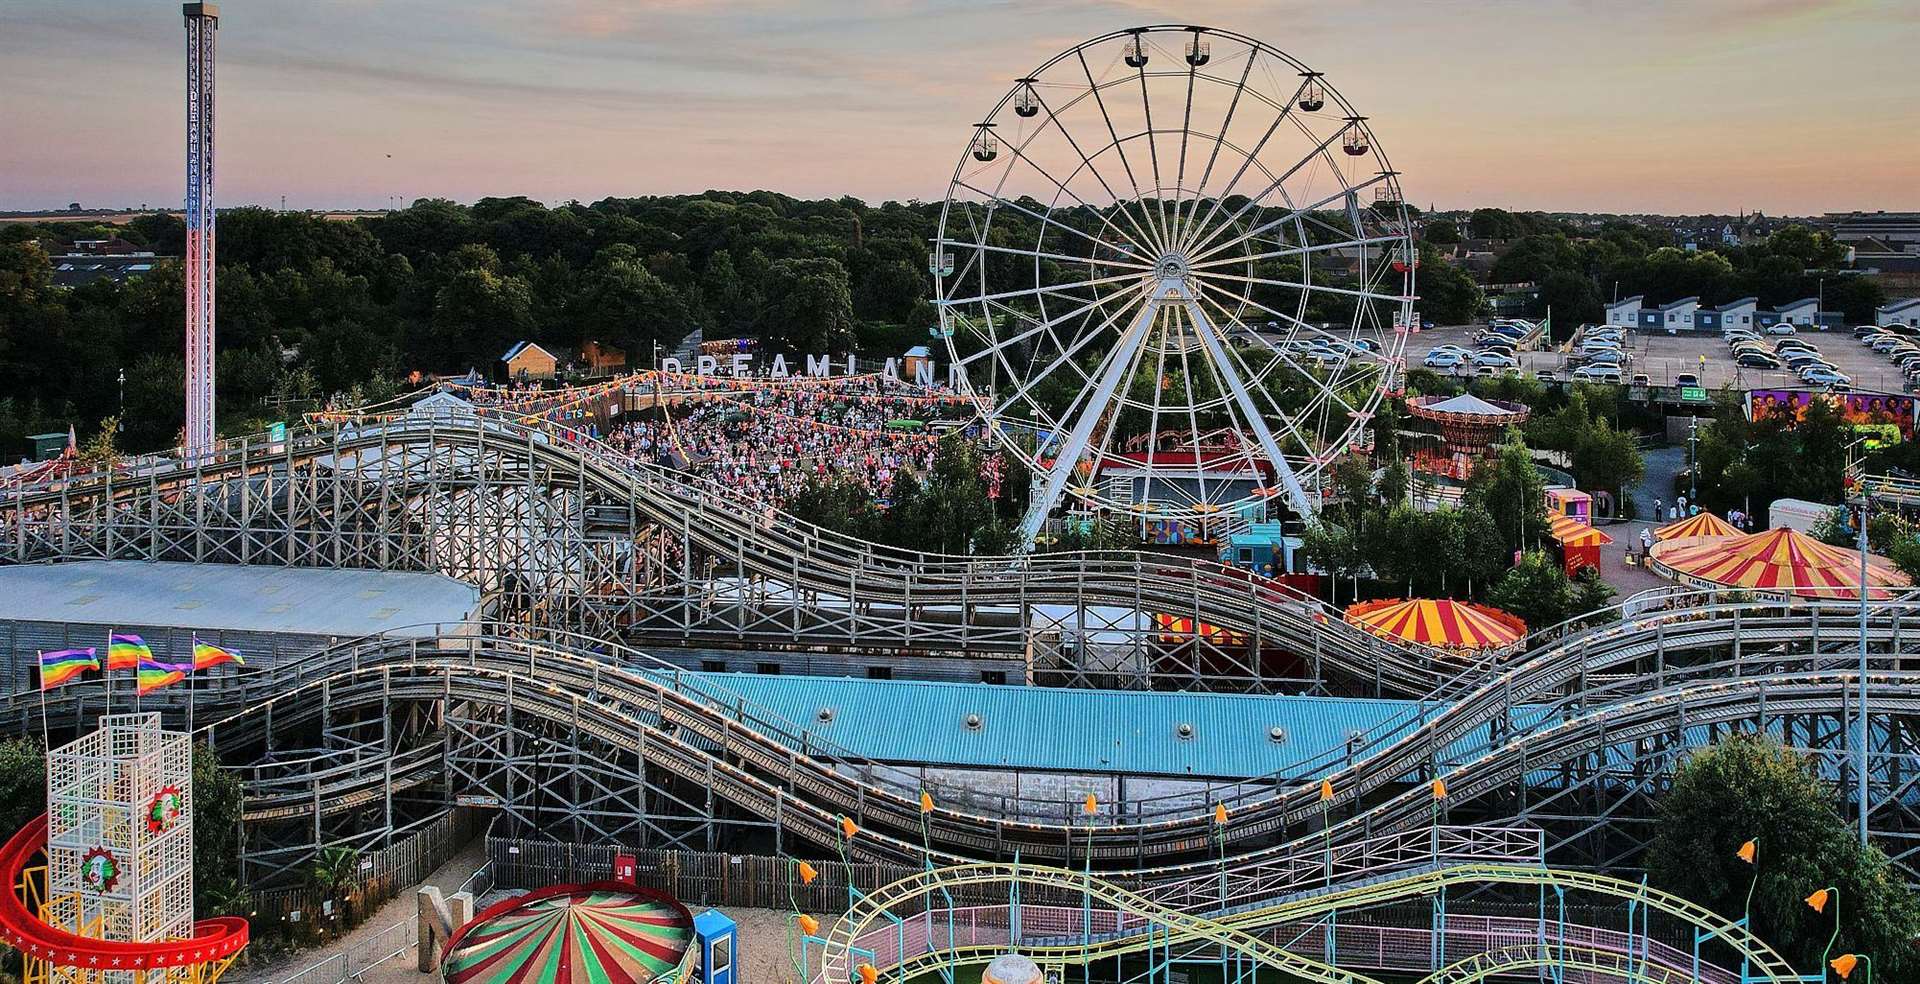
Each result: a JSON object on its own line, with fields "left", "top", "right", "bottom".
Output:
{"left": 1189, "top": 287, "right": 1351, "bottom": 447}
{"left": 986, "top": 138, "right": 1163, "bottom": 261}
{"left": 1077, "top": 48, "right": 1167, "bottom": 252}
{"left": 1176, "top": 50, "right": 1262, "bottom": 254}
{"left": 1186, "top": 233, "right": 1407, "bottom": 272}
{"left": 1180, "top": 302, "right": 1317, "bottom": 512}
{"left": 942, "top": 238, "right": 1154, "bottom": 273}
{"left": 957, "top": 286, "right": 1136, "bottom": 371}
{"left": 1133, "top": 59, "right": 1172, "bottom": 247}
{"left": 942, "top": 269, "right": 1148, "bottom": 308}
{"left": 1020, "top": 91, "right": 1167, "bottom": 261}
{"left": 951, "top": 180, "right": 1152, "bottom": 266}
{"left": 1178, "top": 84, "right": 1320, "bottom": 256}
{"left": 1197, "top": 270, "right": 1408, "bottom": 305}
{"left": 1190, "top": 278, "right": 1394, "bottom": 371}
{"left": 986, "top": 286, "right": 1146, "bottom": 416}
{"left": 1187, "top": 170, "right": 1392, "bottom": 268}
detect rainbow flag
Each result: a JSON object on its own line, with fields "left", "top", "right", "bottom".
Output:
{"left": 39, "top": 648, "right": 98, "bottom": 690}
{"left": 107, "top": 632, "right": 150, "bottom": 671}
{"left": 191, "top": 637, "right": 244, "bottom": 670}
{"left": 136, "top": 654, "right": 189, "bottom": 695}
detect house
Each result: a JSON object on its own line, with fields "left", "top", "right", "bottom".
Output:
{"left": 1640, "top": 296, "right": 1700, "bottom": 332}
{"left": 580, "top": 340, "right": 627, "bottom": 374}
{"left": 499, "top": 341, "right": 558, "bottom": 381}
{"left": 1604, "top": 295, "right": 1644, "bottom": 327}
{"left": 902, "top": 345, "right": 933, "bottom": 381}
{"left": 1879, "top": 298, "right": 1920, "bottom": 328}
{"left": 1694, "top": 297, "right": 1757, "bottom": 332}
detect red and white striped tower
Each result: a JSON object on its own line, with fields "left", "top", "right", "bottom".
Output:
{"left": 183, "top": 3, "right": 218, "bottom": 456}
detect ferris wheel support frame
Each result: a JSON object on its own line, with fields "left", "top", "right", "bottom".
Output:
{"left": 1017, "top": 277, "right": 1316, "bottom": 543}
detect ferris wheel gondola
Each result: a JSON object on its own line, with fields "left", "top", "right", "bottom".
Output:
{"left": 932, "top": 25, "right": 1415, "bottom": 545}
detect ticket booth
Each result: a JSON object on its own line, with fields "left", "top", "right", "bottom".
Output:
{"left": 693, "top": 909, "right": 737, "bottom": 984}
{"left": 612, "top": 851, "right": 637, "bottom": 884}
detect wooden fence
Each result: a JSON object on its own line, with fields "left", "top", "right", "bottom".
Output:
{"left": 251, "top": 808, "right": 481, "bottom": 934}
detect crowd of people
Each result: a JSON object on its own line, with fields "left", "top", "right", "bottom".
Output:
{"left": 604, "top": 378, "right": 970, "bottom": 507}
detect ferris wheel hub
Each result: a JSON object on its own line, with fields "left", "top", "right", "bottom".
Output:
{"left": 1154, "top": 252, "right": 1191, "bottom": 281}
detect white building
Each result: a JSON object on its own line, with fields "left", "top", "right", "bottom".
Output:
{"left": 1604, "top": 295, "right": 1644, "bottom": 327}
{"left": 1773, "top": 298, "right": 1820, "bottom": 326}
{"left": 1879, "top": 298, "right": 1920, "bottom": 328}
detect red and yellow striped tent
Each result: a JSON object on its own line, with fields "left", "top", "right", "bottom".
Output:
{"left": 1648, "top": 526, "right": 1911, "bottom": 599}
{"left": 1654, "top": 511, "right": 1742, "bottom": 542}
{"left": 1344, "top": 598, "right": 1528, "bottom": 655}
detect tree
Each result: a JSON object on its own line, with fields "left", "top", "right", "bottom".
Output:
{"left": 1648, "top": 735, "right": 1920, "bottom": 981}
{"left": 0, "top": 738, "right": 46, "bottom": 843}
{"left": 1465, "top": 432, "right": 1547, "bottom": 556}
{"left": 1415, "top": 247, "right": 1484, "bottom": 325}
{"left": 759, "top": 257, "right": 857, "bottom": 352}
{"left": 430, "top": 267, "right": 536, "bottom": 368}
{"left": 1485, "top": 550, "right": 1576, "bottom": 630}
{"left": 1570, "top": 418, "right": 1645, "bottom": 505}
{"left": 193, "top": 744, "right": 248, "bottom": 917}
{"left": 1422, "top": 219, "right": 1461, "bottom": 245}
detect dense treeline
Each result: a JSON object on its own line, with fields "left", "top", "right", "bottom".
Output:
{"left": 0, "top": 194, "right": 949, "bottom": 453}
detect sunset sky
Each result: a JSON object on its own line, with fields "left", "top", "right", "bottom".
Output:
{"left": 4, "top": 0, "right": 1916, "bottom": 215}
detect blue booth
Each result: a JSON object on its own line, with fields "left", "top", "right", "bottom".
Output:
{"left": 693, "top": 908, "right": 738, "bottom": 984}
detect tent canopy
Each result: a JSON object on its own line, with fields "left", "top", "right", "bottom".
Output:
{"left": 1654, "top": 512, "right": 1742, "bottom": 542}
{"left": 443, "top": 884, "right": 693, "bottom": 984}
{"left": 1648, "top": 526, "right": 1911, "bottom": 600}
{"left": 1344, "top": 598, "right": 1528, "bottom": 653}
{"left": 1548, "top": 513, "right": 1612, "bottom": 547}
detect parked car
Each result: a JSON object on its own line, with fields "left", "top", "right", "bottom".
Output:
{"left": 1630, "top": 373, "right": 1651, "bottom": 386}
{"left": 1871, "top": 336, "right": 1909, "bottom": 354}
{"left": 1571, "top": 364, "right": 1623, "bottom": 382}
{"left": 1735, "top": 352, "right": 1783, "bottom": 369}
{"left": 1474, "top": 350, "right": 1520, "bottom": 368}
{"left": 1675, "top": 372, "right": 1701, "bottom": 388}
{"left": 1774, "top": 337, "right": 1815, "bottom": 352}
{"left": 1799, "top": 366, "right": 1851, "bottom": 386}
{"left": 1422, "top": 350, "right": 1464, "bottom": 368}
{"left": 1765, "top": 323, "right": 1798, "bottom": 336}
{"left": 1583, "top": 349, "right": 1624, "bottom": 365}
{"left": 1854, "top": 325, "right": 1884, "bottom": 338}
{"left": 1724, "top": 328, "right": 1761, "bottom": 341}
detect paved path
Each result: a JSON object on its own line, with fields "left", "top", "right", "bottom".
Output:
{"left": 1593, "top": 445, "right": 1686, "bottom": 597}
{"left": 232, "top": 840, "right": 487, "bottom": 984}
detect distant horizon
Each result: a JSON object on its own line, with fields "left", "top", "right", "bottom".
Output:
{"left": 5, "top": 1, "right": 1917, "bottom": 215}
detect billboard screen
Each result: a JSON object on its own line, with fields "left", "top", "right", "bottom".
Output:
{"left": 1748, "top": 389, "right": 1916, "bottom": 442}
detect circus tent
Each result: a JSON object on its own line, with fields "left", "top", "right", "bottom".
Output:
{"left": 1343, "top": 598, "right": 1528, "bottom": 654}
{"left": 1653, "top": 512, "right": 1742, "bottom": 542}
{"left": 442, "top": 884, "right": 694, "bottom": 984}
{"left": 1647, "top": 526, "right": 1910, "bottom": 600}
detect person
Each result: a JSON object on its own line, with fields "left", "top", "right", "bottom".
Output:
{"left": 1677, "top": 493, "right": 1689, "bottom": 514}
{"left": 1669, "top": 504, "right": 1679, "bottom": 521}
{"left": 1690, "top": 503, "right": 1700, "bottom": 516}
{"left": 1639, "top": 526, "right": 1653, "bottom": 558}
{"left": 1654, "top": 497, "right": 1663, "bottom": 521}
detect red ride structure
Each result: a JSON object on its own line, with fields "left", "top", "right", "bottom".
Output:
{"left": 0, "top": 815, "right": 248, "bottom": 982}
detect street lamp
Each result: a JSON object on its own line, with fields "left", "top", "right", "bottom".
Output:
{"left": 1831, "top": 953, "right": 1869, "bottom": 982}
{"left": 117, "top": 368, "right": 125, "bottom": 433}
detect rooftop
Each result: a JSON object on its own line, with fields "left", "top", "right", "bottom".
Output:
{"left": 0, "top": 561, "right": 480, "bottom": 638}
{"left": 671, "top": 670, "right": 1472, "bottom": 780}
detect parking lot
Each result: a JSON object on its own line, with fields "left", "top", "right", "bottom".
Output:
{"left": 1409, "top": 324, "right": 1912, "bottom": 395}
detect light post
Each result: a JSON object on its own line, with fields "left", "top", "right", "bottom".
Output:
{"left": 1855, "top": 491, "right": 1870, "bottom": 844}
{"left": 1688, "top": 416, "right": 1699, "bottom": 504}
{"left": 1807, "top": 887, "right": 1841, "bottom": 974}
{"left": 116, "top": 369, "right": 125, "bottom": 432}
{"left": 1831, "top": 953, "right": 1869, "bottom": 982}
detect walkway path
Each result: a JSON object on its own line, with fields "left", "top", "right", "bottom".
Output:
{"left": 231, "top": 840, "right": 488, "bottom": 984}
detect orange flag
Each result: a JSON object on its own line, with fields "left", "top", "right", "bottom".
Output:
{"left": 920, "top": 790, "right": 935, "bottom": 814}
{"left": 796, "top": 860, "right": 819, "bottom": 885}
{"left": 1319, "top": 779, "right": 1334, "bottom": 802}
{"left": 1737, "top": 840, "right": 1757, "bottom": 864}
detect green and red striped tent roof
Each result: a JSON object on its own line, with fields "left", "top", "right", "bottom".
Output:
{"left": 443, "top": 883, "right": 693, "bottom": 984}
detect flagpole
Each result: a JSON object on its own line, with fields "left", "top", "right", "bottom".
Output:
{"left": 37, "top": 653, "right": 49, "bottom": 753}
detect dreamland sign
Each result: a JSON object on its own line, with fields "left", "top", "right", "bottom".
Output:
{"left": 657, "top": 352, "right": 965, "bottom": 389}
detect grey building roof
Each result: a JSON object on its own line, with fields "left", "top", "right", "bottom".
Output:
{"left": 0, "top": 561, "right": 480, "bottom": 639}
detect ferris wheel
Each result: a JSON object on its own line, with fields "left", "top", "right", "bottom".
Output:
{"left": 933, "top": 25, "right": 1416, "bottom": 545}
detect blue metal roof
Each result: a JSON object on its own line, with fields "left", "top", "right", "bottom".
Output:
{"left": 675, "top": 671, "right": 1461, "bottom": 781}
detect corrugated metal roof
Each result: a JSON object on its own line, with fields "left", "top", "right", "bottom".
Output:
{"left": 0, "top": 561, "right": 480, "bottom": 639}
{"left": 675, "top": 671, "right": 1456, "bottom": 781}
